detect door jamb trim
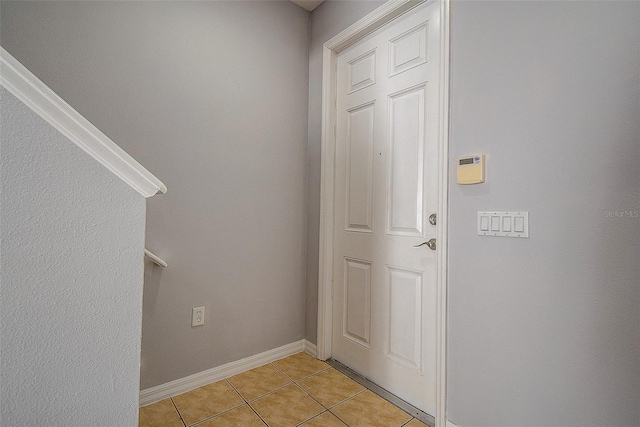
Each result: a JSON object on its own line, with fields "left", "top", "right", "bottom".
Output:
{"left": 317, "top": 0, "right": 450, "bottom": 426}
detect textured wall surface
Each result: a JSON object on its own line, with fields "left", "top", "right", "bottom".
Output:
{"left": 446, "top": 1, "right": 640, "bottom": 425}
{"left": 0, "top": 0, "right": 311, "bottom": 389}
{"left": 305, "top": 0, "right": 385, "bottom": 344}
{"left": 0, "top": 87, "right": 146, "bottom": 425}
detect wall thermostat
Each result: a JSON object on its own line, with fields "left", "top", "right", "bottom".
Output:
{"left": 457, "top": 154, "right": 485, "bottom": 184}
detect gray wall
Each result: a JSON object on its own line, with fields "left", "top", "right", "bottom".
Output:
{"left": 3, "top": 0, "right": 638, "bottom": 425}
{"left": 307, "top": 0, "right": 639, "bottom": 425}
{"left": 0, "top": 0, "right": 311, "bottom": 389}
{"left": 305, "top": 0, "right": 385, "bottom": 344}
{"left": 446, "top": 1, "right": 640, "bottom": 426}
{"left": 0, "top": 87, "right": 146, "bottom": 425}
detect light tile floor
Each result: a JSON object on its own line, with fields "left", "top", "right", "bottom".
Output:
{"left": 139, "top": 352, "right": 428, "bottom": 427}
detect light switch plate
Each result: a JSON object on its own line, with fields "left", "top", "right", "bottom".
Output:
{"left": 477, "top": 212, "right": 529, "bottom": 238}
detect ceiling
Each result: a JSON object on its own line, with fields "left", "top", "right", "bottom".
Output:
{"left": 289, "top": 0, "right": 325, "bottom": 12}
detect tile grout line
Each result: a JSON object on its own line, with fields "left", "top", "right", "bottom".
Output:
{"left": 141, "top": 354, "right": 327, "bottom": 427}
{"left": 293, "top": 364, "right": 370, "bottom": 411}
{"left": 244, "top": 382, "right": 294, "bottom": 403}
{"left": 326, "top": 388, "right": 368, "bottom": 410}
{"left": 285, "top": 364, "right": 332, "bottom": 413}
{"left": 223, "top": 378, "right": 249, "bottom": 404}
{"left": 327, "top": 359, "right": 434, "bottom": 426}
{"left": 249, "top": 406, "right": 270, "bottom": 427}
{"left": 293, "top": 410, "right": 337, "bottom": 427}
{"left": 296, "top": 371, "right": 369, "bottom": 412}
{"left": 143, "top": 353, "right": 423, "bottom": 427}
{"left": 269, "top": 356, "right": 332, "bottom": 383}
{"left": 245, "top": 382, "right": 318, "bottom": 427}
{"left": 243, "top": 400, "right": 270, "bottom": 427}
{"left": 169, "top": 396, "right": 187, "bottom": 427}
{"left": 179, "top": 379, "right": 254, "bottom": 427}
{"left": 225, "top": 365, "right": 293, "bottom": 403}
{"left": 268, "top": 359, "right": 375, "bottom": 427}
{"left": 266, "top": 360, "right": 333, "bottom": 408}
{"left": 294, "top": 384, "right": 328, "bottom": 415}
{"left": 287, "top": 364, "right": 365, "bottom": 427}
{"left": 293, "top": 410, "right": 329, "bottom": 427}
{"left": 268, "top": 360, "right": 336, "bottom": 427}
{"left": 291, "top": 382, "right": 327, "bottom": 425}
{"left": 325, "top": 389, "right": 370, "bottom": 427}
{"left": 223, "top": 378, "right": 272, "bottom": 427}
{"left": 266, "top": 362, "right": 298, "bottom": 387}
{"left": 225, "top": 362, "right": 323, "bottom": 427}
{"left": 184, "top": 402, "right": 246, "bottom": 427}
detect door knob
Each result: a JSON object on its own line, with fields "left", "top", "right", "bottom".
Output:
{"left": 429, "top": 213, "right": 437, "bottom": 226}
{"left": 414, "top": 238, "right": 436, "bottom": 250}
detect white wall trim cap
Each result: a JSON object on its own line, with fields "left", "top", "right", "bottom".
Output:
{"left": 0, "top": 47, "right": 166, "bottom": 198}
{"left": 139, "top": 339, "right": 316, "bottom": 407}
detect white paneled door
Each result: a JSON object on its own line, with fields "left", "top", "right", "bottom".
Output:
{"left": 332, "top": 0, "right": 440, "bottom": 415}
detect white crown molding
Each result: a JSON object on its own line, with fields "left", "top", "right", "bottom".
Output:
{"left": 139, "top": 339, "right": 317, "bottom": 407}
{"left": 0, "top": 47, "right": 166, "bottom": 198}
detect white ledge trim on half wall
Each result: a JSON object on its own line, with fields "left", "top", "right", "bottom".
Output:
{"left": 0, "top": 47, "right": 167, "bottom": 198}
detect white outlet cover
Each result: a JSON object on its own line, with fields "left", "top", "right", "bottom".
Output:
{"left": 192, "top": 306, "right": 205, "bottom": 327}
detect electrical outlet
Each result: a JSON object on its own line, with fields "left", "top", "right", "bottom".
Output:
{"left": 192, "top": 306, "right": 205, "bottom": 327}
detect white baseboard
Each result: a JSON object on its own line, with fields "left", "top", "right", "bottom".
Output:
{"left": 303, "top": 340, "right": 317, "bottom": 357}
{"left": 140, "top": 339, "right": 316, "bottom": 407}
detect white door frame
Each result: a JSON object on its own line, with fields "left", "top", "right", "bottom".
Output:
{"left": 317, "top": 0, "right": 450, "bottom": 425}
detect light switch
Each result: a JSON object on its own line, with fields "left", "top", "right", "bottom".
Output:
{"left": 490, "top": 216, "right": 500, "bottom": 231}
{"left": 477, "top": 211, "right": 529, "bottom": 238}
{"left": 514, "top": 216, "right": 525, "bottom": 233}
{"left": 480, "top": 216, "right": 489, "bottom": 231}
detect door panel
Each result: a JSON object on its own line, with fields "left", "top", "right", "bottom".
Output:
{"left": 348, "top": 50, "right": 377, "bottom": 93}
{"left": 387, "top": 85, "right": 426, "bottom": 236}
{"left": 389, "top": 23, "right": 429, "bottom": 76}
{"left": 343, "top": 258, "right": 372, "bottom": 348}
{"left": 387, "top": 266, "right": 423, "bottom": 372}
{"left": 332, "top": 0, "right": 440, "bottom": 415}
{"left": 345, "top": 103, "right": 375, "bottom": 233}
